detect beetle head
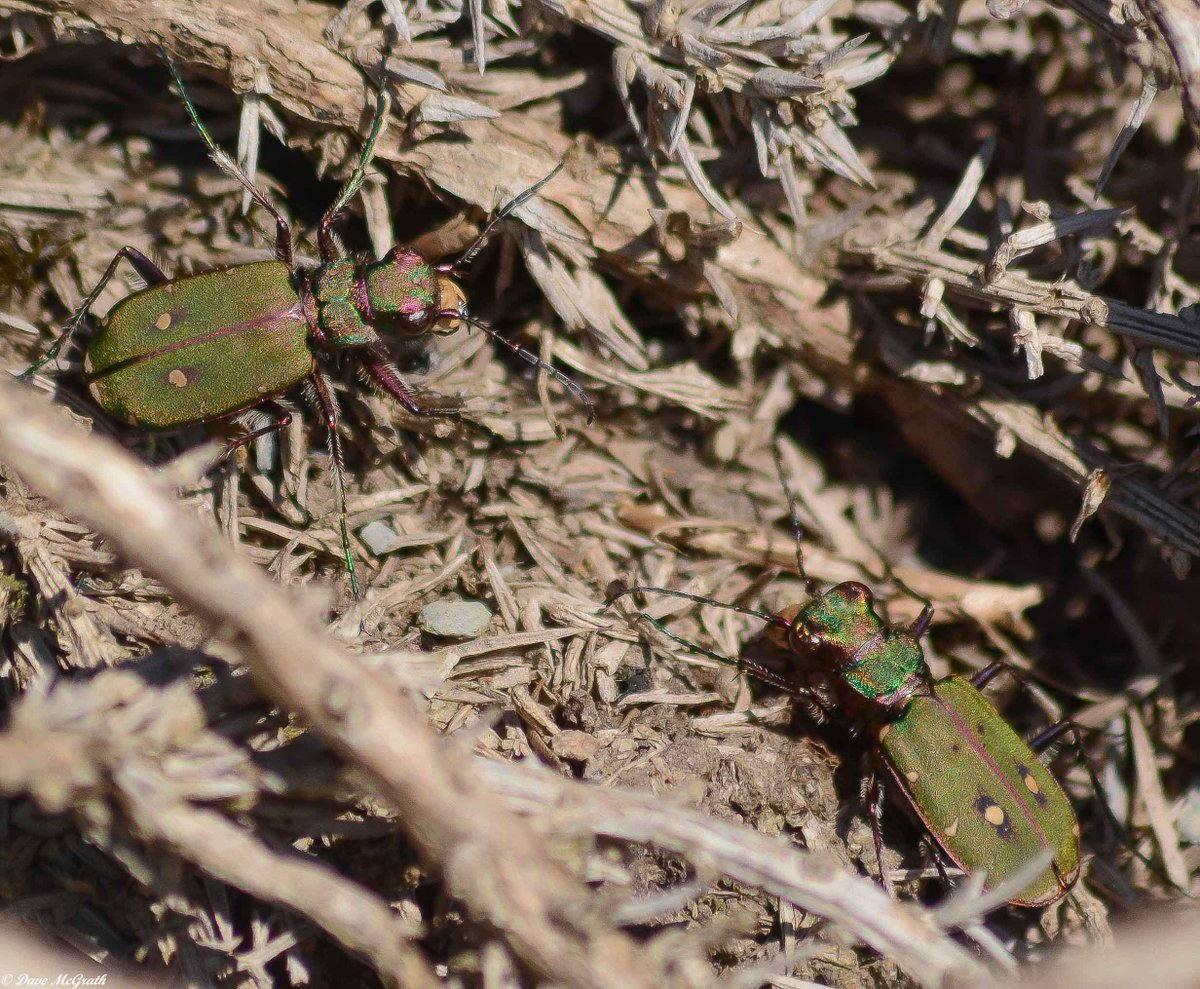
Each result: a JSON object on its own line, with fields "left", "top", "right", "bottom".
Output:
{"left": 769, "top": 582, "right": 881, "bottom": 660}
{"left": 362, "top": 246, "right": 468, "bottom": 337}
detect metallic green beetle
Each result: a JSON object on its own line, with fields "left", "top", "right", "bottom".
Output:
{"left": 767, "top": 583, "right": 1080, "bottom": 907}
{"left": 23, "top": 49, "right": 592, "bottom": 597}
{"left": 610, "top": 467, "right": 1081, "bottom": 907}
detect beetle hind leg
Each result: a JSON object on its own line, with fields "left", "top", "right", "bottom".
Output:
{"left": 220, "top": 402, "right": 295, "bottom": 457}
{"left": 865, "top": 761, "right": 896, "bottom": 899}
{"left": 305, "top": 371, "right": 361, "bottom": 600}
{"left": 970, "top": 661, "right": 1186, "bottom": 898}
{"left": 924, "top": 835, "right": 957, "bottom": 891}
{"left": 21, "top": 246, "right": 168, "bottom": 380}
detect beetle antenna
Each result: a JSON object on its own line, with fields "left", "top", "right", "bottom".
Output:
{"left": 605, "top": 582, "right": 795, "bottom": 692}
{"left": 605, "top": 583, "right": 787, "bottom": 629}
{"left": 441, "top": 161, "right": 566, "bottom": 273}
{"left": 772, "top": 442, "right": 821, "bottom": 599}
{"left": 457, "top": 314, "right": 595, "bottom": 424}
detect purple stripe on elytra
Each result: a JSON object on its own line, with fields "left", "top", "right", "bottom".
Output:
{"left": 934, "top": 690, "right": 1054, "bottom": 852}
{"left": 88, "top": 305, "right": 305, "bottom": 381}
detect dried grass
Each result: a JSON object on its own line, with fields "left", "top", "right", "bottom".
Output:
{"left": 0, "top": 0, "right": 1198, "bottom": 986}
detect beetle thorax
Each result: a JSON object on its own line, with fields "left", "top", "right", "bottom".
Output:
{"left": 310, "top": 257, "right": 368, "bottom": 346}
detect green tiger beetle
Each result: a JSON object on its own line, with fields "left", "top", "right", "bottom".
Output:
{"left": 608, "top": 455, "right": 1087, "bottom": 908}
{"left": 20, "top": 47, "right": 594, "bottom": 598}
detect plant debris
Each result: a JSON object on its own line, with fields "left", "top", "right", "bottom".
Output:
{"left": 0, "top": 0, "right": 1198, "bottom": 986}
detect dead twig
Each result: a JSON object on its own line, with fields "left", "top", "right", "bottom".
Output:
{"left": 0, "top": 377, "right": 658, "bottom": 989}
{"left": 476, "top": 756, "right": 989, "bottom": 988}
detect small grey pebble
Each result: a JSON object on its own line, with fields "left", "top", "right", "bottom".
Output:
{"left": 419, "top": 598, "right": 493, "bottom": 639}
{"left": 359, "top": 520, "right": 404, "bottom": 555}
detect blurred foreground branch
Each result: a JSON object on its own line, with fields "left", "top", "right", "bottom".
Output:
{"left": 0, "top": 376, "right": 655, "bottom": 989}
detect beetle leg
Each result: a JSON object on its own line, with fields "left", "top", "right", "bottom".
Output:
{"left": 317, "top": 53, "right": 392, "bottom": 262}
{"left": 969, "top": 660, "right": 1006, "bottom": 691}
{"left": 884, "top": 560, "right": 933, "bottom": 636}
{"left": 21, "top": 246, "right": 169, "bottom": 380}
{"left": 1030, "top": 717, "right": 1133, "bottom": 889}
{"left": 161, "top": 49, "right": 296, "bottom": 268}
{"left": 220, "top": 402, "right": 294, "bottom": 455}
{"left": 1032, "top": 718, "right": 1190, "bottom": 896}
{"left": 908, "top": 600, "right": 934, "bottom": 638}
{"left": 848, "top": 528, "right": 936, "bottom": 637}
{"left": 793, "top": 685, "right": 833, "bottom": 726}
{"left": 925, "top": 835, "right": 954, "bottom": 890}
{"left": 973, "top": 660, "right": 1188, "bottom": 896}
{"left": 118, "top": 248, "right": 170, "bottom": 287}
{"left": 307, "top": 371, "right": 361, "bottom": 599}
{"left": 866, "top": 765, "right": 896, "bottom": 899}
{"left": 1028, "top": 721, "right": 1074, "bottom": 752}
{"left": 361, "top": 356, "right": 457, "bottom": 418}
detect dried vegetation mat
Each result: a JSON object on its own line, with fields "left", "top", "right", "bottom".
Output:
{"left": 0, "top": 0, "right": 1199, "bottom": 986}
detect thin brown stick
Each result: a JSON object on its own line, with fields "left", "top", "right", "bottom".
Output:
{"left": 476, "top": 757, "right": 988, "bottom": 987}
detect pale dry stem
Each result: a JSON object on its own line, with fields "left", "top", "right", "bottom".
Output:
{"left": 0, "top": 378, "right": 656, "bottom": 989}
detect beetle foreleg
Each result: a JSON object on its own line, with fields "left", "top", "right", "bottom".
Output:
{"left": 909, "top": 601, "right": 934, "bottom": 638}
{"left": 361, "top": 357, "right": 424, "bottom": 415}
{"left": 21, "top": 246, "right": 167, "bottom": 380}
{"left": 360, "top": 356, "right": 464, "bottom": 420}
{"left": 794, "top": 689, "right": 831, "bottom": 726}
